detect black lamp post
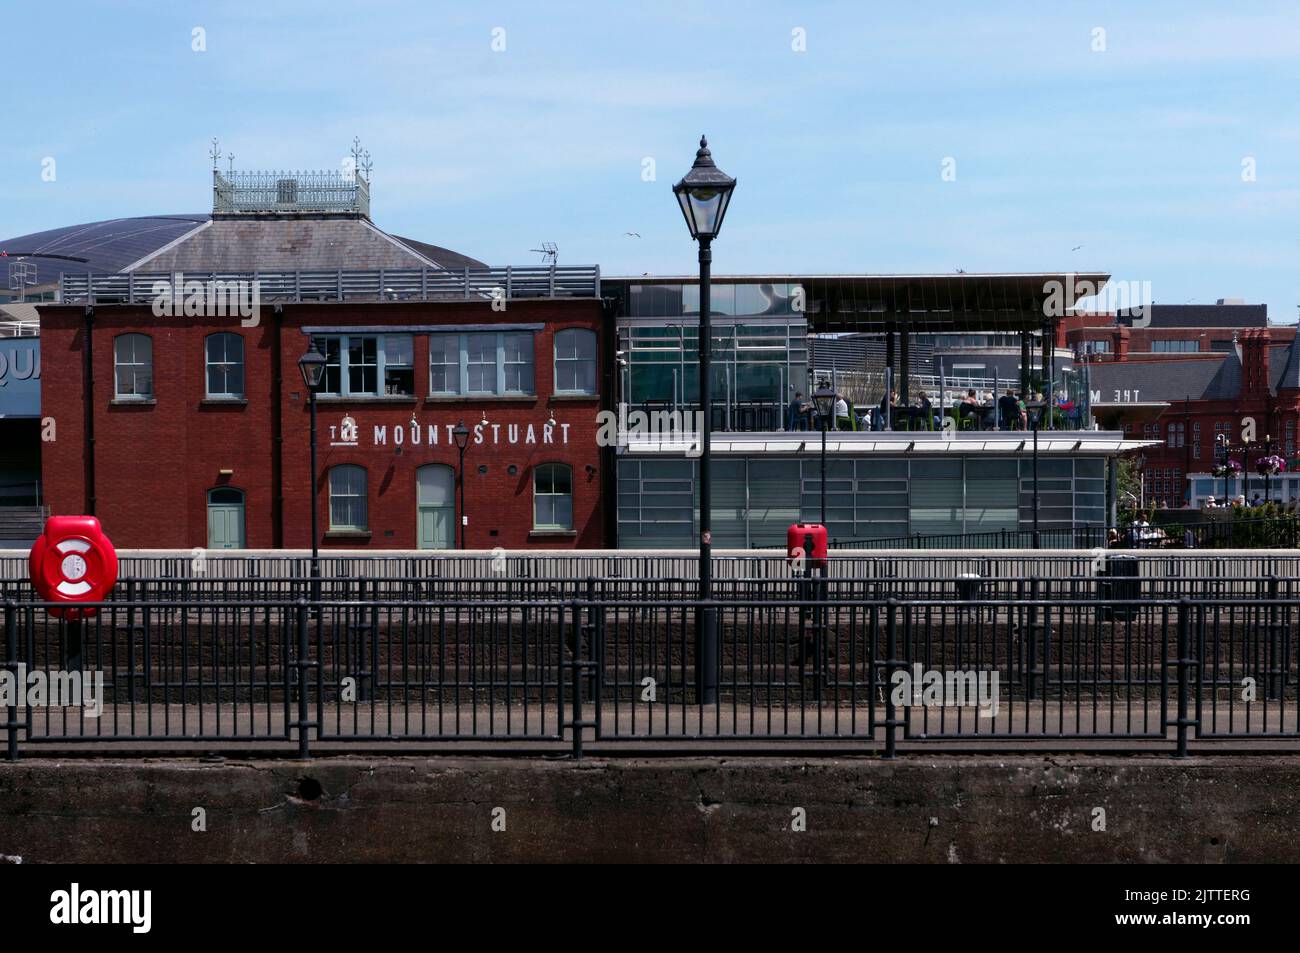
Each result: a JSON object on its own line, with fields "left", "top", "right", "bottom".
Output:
{"left": 452, "top": 420, "right": 470, "bottom": 549}
{"left": 1031, "top": 409, "right": 1040, "bottom": 549}
{"left": 297, "top": 344, "right": 327, "bottom": 603}
{"left": 813, "top": 384, "right": 837, "bottom": 526}
{"left": 673, "top": 135, "right": 736, "bottom": 706}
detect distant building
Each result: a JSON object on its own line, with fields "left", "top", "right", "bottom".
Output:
{"left": 1085, "top": 304, "right": 1300, "bottom": 507}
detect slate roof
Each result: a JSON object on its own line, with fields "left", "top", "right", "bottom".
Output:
{"left": 1, "top": 215, "right": 486, "bottom": 287}
{"left": 1088, "top": 351, "right": 1241, "bottom": 401}
{"left": 131, "top": 218, "right": 443, "bottom": 272}
{"left": 1272, "top": 341, "right": 1300, "bottom": 392}
{"left": 1117, "top": 304, "right": 1268, "bottom": 328}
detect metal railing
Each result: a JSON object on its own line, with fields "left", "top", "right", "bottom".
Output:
{"left": 2, "top": 574, "right": 1297, "bottom": 759}
{"left": 213, "top": 169, "right": 370, "bottom": 216}
{"left": 832, "top": 527, "right": 1110, "bottom": 551}
{"left": 831, "top": 519, "right": 1300, "bottom": 551}
{"left": 58, "top": 265, "right": 601, "bottom": 305}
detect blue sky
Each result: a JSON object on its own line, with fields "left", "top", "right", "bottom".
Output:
{"left": 2, "top": 0, "right": 1299, "bottom": 319}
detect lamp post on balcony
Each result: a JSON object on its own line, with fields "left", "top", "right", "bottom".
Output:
{"left": 673, "top": 135, "right": 736, "bottom": 706}
{"left": 297, "top": 344, "right": 327, "bottom": 604}
{"left": 453, "top": 421, "right": 470, "bottom": 549}
{"left": 813, "top": 383, "right": 837, "bottom": 527}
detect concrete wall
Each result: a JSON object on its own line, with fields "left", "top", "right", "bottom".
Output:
{"left": 1, "top": 756, "right": 1297, "bottom": 863}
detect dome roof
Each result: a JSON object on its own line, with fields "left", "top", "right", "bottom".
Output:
{"left": 0, "top": 214, "right": 485, "bottom": 291}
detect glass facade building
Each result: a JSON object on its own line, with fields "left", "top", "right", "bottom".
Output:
{"left": 617, "top": 451, "right": 1108, "bottom": 548}
{"left": 605, "top": 275, "right": 1147, "bottom": 550}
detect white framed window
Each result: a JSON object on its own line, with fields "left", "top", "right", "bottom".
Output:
{"left": 311, "top": 335, "right": 413, "bottom": 397}
{"left": 554, "top": 328, "right": 597, "bottom": 395}
{"left": 429, "top": 334, "right": 460, "bottom": 395}
{"left": 328, "top": 465, "right": 368, "bottom": 531}
{"left": 428, "top": 331, "right": 536, "bottom": 397}
{"left": 205, "top": 333, "right": 245, "bottom": 398}
{"left": 114, "top": 333, "right": 153, "bottom": 399}
{"left": 466, "top": 332, "right": 498, "bottom": 394}
{"left": 533, "top": 463, "right": 573, "bottom": 530}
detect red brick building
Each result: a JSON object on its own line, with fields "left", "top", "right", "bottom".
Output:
{"left": 37, "top": 290, "right": 608, "bottom": 550}
{"left": 1085, "top": 309, "right": 1300, "bottom": 508}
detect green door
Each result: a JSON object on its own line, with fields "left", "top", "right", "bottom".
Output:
{"left": 417, "top": 465, "right": 455, "bottom": 549}
{"left": 207, "top": 488, "right": 246, "bottom": 549}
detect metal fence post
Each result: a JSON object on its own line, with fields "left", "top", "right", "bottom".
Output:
{"left": 296, "top": 598, "right": 312, "bottom": 760}
{"left": 125, "top": 577, "right": 137, "bottom": 704}
{"left": 569, "top": 599, "right": 584, "bottom": 759}
{"left": 883, "top": 598, "right": 899, "bottom": 760}
{"left": 1026, "top": 577, "right": 1040, "bottom": 701}
{"left": 4, "top": 601, "right": 18, "bottom": 762}
{"left": 1266, "top": 575, "right": 1282, "bottom": 700}
{"left": 1175, "top": 598, "right": 1193, "bottom": 758}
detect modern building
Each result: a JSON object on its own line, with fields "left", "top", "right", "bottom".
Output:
{"left": 604, "top": 273, "right": 1148, "bottom": 548}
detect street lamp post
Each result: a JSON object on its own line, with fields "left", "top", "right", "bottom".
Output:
{"left": 673, "top": 135, "right": 736, "bottom": 707}
{"left": 1032, "top": 411, "right": 1040, "bottom": 549}
{"left": 297, "top": 344, "right": 327, "bottom": 604}
{"left": 813, "top": 384, "right": 837, "bottom": 527}
{"left": 452, "top": 421, "right": 470, "bottom": 549}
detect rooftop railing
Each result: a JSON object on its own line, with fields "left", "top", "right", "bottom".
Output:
{"left": 213, "top": 169, "right": 370, "bottom": 216}
{"left": 59, "top": 265, "right": 601, "bottom": 304}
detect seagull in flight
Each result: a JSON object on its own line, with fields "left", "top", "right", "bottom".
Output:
{"left": 624, "top": 231, "right": 641, "bottom": 238}
{"left": 1071, "top": 244, "right": 1084, "bottom": 251}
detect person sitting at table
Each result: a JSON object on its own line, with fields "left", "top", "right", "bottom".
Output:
{"left": 955, "top": 391, "right": 979, "bottom": 430}
{"left": 916, "top": 392, "right": 934, "bottom": 430}
{"left": 787, "top": 392, "right": 811, "bottom": 431}
{"left": 997, "top": 389, "right": 1021, "bottom": 430}
{"left": 878, "top": 390, "right": 898, "bottom": 430}
{"left": 835, "top": 393, "right": 853, "bottom": 430}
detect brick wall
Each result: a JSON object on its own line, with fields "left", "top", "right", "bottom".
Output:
{"left": 37, "top": 298, "right": 607, "bottom": 550}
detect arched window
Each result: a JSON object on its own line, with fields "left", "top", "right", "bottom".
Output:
{"left": 205, "top": 333, "right": 245, "bottom": 398}
{"left": 329, "top": 465, "right": 368, "bottom": 531}
{"left": 114, "top": 333, "right": 153, "bottom": 399}
{"left": 533, "top": 463, "right": 573, "bottom": 531}
{"left": 554, "top": 328, "right": 597, "bottom": 395}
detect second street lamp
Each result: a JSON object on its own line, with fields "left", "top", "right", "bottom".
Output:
{"left": 813, "top": 383, "right": 837, "bottom": 526}
{"left": 297, "top": 344, "right": 327, "bottom": 604}
{"left": 673, "top": 135, "right": 736, "bottom": 707}
{"left": 452, "top": 420, "right": 470, "bottom": 550}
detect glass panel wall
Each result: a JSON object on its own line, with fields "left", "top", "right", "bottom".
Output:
{"left": 619, "top": 282, "right": 808, "bottom": 432}
{"left": 617, "top": 455, "right": 1110, "bottom": 547}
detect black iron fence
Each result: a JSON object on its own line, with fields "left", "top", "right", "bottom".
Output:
{"left": 3, "top": 574, "right": 1297, "bottom": 759}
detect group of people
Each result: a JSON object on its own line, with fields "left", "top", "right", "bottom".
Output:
{"left": 1205, "top": 495, "right": 1296, "bottom": 510}
{"left": 787, "top": 391, "right": 856, "bottom": 431}
{"left": 787, "top": 385, "right": 1068, "bottom": 433}
{"left": 956, "top": 388, "right": 1053, "bottom": 430}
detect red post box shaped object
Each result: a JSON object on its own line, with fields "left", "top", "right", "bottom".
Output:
{"left": 787, "top": 522, "right": 828, "bottom": 570}
{"left": 28, "top": 516, "right": 119, "bottom": 619}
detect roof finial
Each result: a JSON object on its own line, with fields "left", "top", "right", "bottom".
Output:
{"left": 209, "top": 137, "right": 222, "bottom": 170}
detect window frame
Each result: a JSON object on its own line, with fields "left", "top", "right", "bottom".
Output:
{"left": 311, "top": 334, "right": 414, "bottom": 398}
{"left": 533, "top": 463, "right": 574, "bottom": 531}
{"left": 428, "top": 331, "right": 536, "bottom": 397}
{"left": 114, "top": 333, "right": 154, "bottom": 400}
{"left": 328, "top": 464, "right": 369, "bottom": 532}
{"left": 204, "top": 332, "right": 245, "bottom": 399}
{"left": 554, "top": 328, "right": 598, "bottom": 395}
